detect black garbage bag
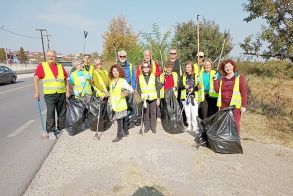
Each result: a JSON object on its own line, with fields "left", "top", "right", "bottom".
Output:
{"left": 88, "top": 96, "right": 112, "bottom": 132}
{"left": 160, "top": 89, "right": 185, "bottom": 134}
{"left": 65, "top": 98, "right": 85, "bottom": 135}
{"left": 195, "top": 107, "right": 243, "bottom": 154}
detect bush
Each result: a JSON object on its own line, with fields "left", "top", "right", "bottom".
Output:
{"left": 237, "top": 60, "right": 291, "bottom": 78}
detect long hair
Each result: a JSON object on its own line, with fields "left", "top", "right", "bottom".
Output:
{"left": 140, "top": 60, "right": 151, "bottom": 75}
{"left": 184, "top": 61, "right": 194, "bottom": 76}
{"left": 109, "top": 64, "right": 125, "bottom": 80}
{"left": 219, "top": 59, "right": 237, "bottom": 76}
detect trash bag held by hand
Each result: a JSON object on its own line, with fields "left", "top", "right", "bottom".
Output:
{"left": 126, "top": 92, "right": 138, "bottom": 124}
{"left": 196, "top": 107, "right": 243, "bottom": 154}
{"left": 160, "top": 89, "right": 185, "bottom": 134}
{"left": 88, "top": 95, "right": 112, "bottom": 132}
{"left": 65, "top": 98, "right": 85, "bottom": 135}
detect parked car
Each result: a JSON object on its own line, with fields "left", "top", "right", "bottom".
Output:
{"left": 0, "top": 66, "right": 17, "bottom": 84}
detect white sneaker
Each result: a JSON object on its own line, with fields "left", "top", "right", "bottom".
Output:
{"left": 157, "top": 118, "right": 161, "bottom": 123}
{"left": 48, "top": 132, "right": 57, "bottom": 140}
{"left": 186, "top": 126, "right": 192, "bottom": 132}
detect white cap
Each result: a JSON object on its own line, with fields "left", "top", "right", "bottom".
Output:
{"left": 196, "top": 51, "right": 204, "bottom": 57}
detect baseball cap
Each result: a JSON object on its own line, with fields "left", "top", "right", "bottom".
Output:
{"left": 196, "top": 52, "right": 204, "bottom": 57}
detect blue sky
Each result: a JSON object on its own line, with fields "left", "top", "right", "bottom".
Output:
{"left": 0, "top": 0, "right": 263, "bottom": 58}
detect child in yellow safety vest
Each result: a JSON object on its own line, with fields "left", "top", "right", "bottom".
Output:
{"left": 109, "top": 64, "right": 133, "bottom": 142}
{"left": 159, "top": 62, "right": 179, "bottom": 99}
{"left": 179, "top": 62, "right": 202, "bottom": 133}
{"left": 137, "top": 61, "right": 160, "bottom": 134}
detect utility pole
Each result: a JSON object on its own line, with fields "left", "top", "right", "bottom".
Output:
{"left": 36, "top": 29, "right": 46, "bottom": 61}
{"left": 44, "top": 30, "right": 51, "bottom": 50}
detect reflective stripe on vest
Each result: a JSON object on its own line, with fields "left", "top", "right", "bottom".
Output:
{"left": 139, "top": 73, "right": 157, "bottom": 101}
{"left": 72, "top": 70, "right": 92, "bottom": 97}
{"left": 180, "top": 73, "right": 198, "bottom": 100}
{"left": 217, "top": 75, "right": 242, "bottom": 109}
{"left": 42, "top": 62, "right": 66, "bottom": 94}
{"left": 197, "top": 70, "right": 205, "bottom": 102}
{"left": 110, "top": 78, "right": 128, "bottom": 112}
{"left": 160, "top": 72, "right": 178, "bottom": 98}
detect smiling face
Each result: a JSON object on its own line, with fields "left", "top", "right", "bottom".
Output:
{"left": 94, "top": 59, "right": 102, "bottom": 69}
{"left": 185, "top": 63, "right": 192, "bottom": 74}
{"left": 144, "top": 51, "right": 151, "bottom": 62}
{"left": 47, "top": 51, "right": 56, "bottom": 65}
{"left": 142, "top": 62, "right": 150, "bottom": 74}
{"left": 112, "top": 67, "right": 120, "bottom": 78}
{"left": 224, "top": 63, "right": 234, "bottom": 75}
{"left": 165, "top": 65, "right": 172, "bottom": 74}
{"left": 204, "top": 61, "right": 212, "bottom": 72}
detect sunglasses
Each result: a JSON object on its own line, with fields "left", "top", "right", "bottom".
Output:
{"left": 198, "top": 56, "right": 204, "bottom": 58}
{"left": 142, "top": 66, "right": 150, "bottom": 68}
{"left": 119, "top": 56, "right": 126, "bottom": 58}
{"left": 170, "top": 53, "right": 176, "bottom": 55}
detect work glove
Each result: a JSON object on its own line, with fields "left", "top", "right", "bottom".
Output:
{"left": 143, "top": 100, "right": 147, "bottom": 108}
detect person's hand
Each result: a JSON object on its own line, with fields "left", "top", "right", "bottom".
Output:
{"left": 101, "top": 92, "right": 109, "bottom": 100}
{"left": 156, "top": 98, "right": 160, "bottom": 106}
{"left": 143, "top": 100, "right": 147, "bottom": 108}
{"left": 213, "top": 74, "right": 218, "bottom": 80}
{"left": 241, "top": 107, "right": 246, "bottom": 113}
{"left": 172, "top": 87, "right": 177, "bottom": 91}
{"left": 185, "top": 84, "right": 190, "bottom": 89}
{"left": 34, "top": 92, "right": 39, "bottom": 100}
{"left": 66, "top": 91, "right": 71, "bottom": 98}
{"left": 121, "top": 91, "right": 128, "bottom": 97}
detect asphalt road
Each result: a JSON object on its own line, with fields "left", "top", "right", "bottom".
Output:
{"left": 0, "top": 74, "right": 56, "bottom": 196}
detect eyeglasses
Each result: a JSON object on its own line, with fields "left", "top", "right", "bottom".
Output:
{"left": 170, "top": 53, "right": 176, "bottom": 55}
{"left": 119, "top": 56, "right": 126, "bottom": 58}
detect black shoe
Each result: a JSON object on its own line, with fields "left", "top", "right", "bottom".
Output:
{"left": 144, "top": 129, "right": 150, "bottom": 133}
{"left": 112, "top": 137, "right": 122, "bottom": 142}
{"left": 123, "top": 133, "right": 129, "bottom": 137}
{"left": 151, "top": 129, "right": 156, "bottom": 134}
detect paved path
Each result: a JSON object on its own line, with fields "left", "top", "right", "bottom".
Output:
{"left": 25, "top": 123, "right": 293, "bottom": 196}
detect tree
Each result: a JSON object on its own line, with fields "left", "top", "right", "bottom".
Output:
{"left": 140, "top": 23, "right": 171, "bottom": 66}
{"left": 17, "top": 47, "right": 27, "bottom": 64}
{"left": 240, "top": 0, "right": 293, "bottom": 62}
{"left": 103, "top": 15, "right": 142, "bottom": 65}
{"left": 0, "top": 48, "right": 6, "bottom": 62}
{"left": 172, "top": 19, "right": 233, "bottom": 65}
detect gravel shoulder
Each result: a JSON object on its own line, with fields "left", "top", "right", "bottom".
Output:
{"left": 25, "top": 123, "right": 293, "bottom": 196}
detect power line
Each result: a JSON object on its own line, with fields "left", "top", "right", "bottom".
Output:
{"left": 0, "top": 26, "right": 40, "bottom": 39}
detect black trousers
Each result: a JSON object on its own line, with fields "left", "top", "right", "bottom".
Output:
{"left": 199, "top": 94, "right": 218, "bottom": 119}
{"left": 44, "top": 93, "right": 66, "bottom": 133}
{"left": 143, "top": 100, "right": 157, "bottom": 131}
{"left": 117, "top": 117, "right": 129, "bottom": 138}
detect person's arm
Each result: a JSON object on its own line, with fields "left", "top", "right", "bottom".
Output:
{"left": 33, "top": 63, "right": 44, "bottom": 99}
{"left": 122, "top": 79, "right": 134, "bottom": 93}
{"left": 214, "top": 78, "right": 220, "bottom": 93}
{"left": 33, "top": 76, "right": 40, "bottom": 99}
{"left": 155, "top": 77, "right": 161, "bottom": 98}
{"left": 137, "top": 78, "right": 142, "bottom": 95}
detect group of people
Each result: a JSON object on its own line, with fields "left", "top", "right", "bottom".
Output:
{"left": 33, "top": 49, "right": 247, "bottom": 142}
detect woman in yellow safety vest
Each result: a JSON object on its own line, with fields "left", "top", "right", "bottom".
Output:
{"left": 92, "top": 58, "right": 110, "bottom": 99}
{"left": 137, "top": 61, "right": 160, "bottom": 134}
{"left": 69, "top": 59, "right": 92, "bottom": 101}
{"left": 198, "top": 59, "right": 219, "bottom": 119}
{"left": 214, "top": 59, "right": 247, "bottom": 133}
{"left": 179, "top": 62, "right": 202, "bottom": 133}
{"left": 109, "top": 64, "right": 133, "bottom": 142}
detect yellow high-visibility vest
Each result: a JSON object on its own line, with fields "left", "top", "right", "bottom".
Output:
{"left": 110, "top": 78, "right": 128, "bottom": 112}
{"left": 199, "top": 70, "right": 218, "bottom": 99}
{"left": 139, "top": 73, "right": 157, "bottom": 101}
{"left": 84, "top": 64, "right": 94, "bottom": 76}
{"left": 160, "top": 72, "right": 178, "bottom": 98}
{"left": 71, "top": 70, "right": 92, "bottom": 97}
{"left": 92, "top": 69, "right": 109, "bottom": 97}
{"left": 180, "top": 73, "right": 202, "bottom": 101}
{"left": 42, "top": 62, "right": 66, "bottom": 94}
{"left": 217, "top": 75, "right": 242, "bottom": 109}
